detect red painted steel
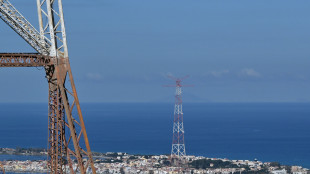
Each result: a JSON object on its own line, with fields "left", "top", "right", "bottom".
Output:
{"left": 164, "top": 75, "right": 192, "bottom": 162}
{"left": 0, "top": 162, "right": 5, "bottom": 174}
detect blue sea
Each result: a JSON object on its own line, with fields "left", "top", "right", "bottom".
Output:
{"left": 0, "top": 103, "right": 310, "bottom": 168}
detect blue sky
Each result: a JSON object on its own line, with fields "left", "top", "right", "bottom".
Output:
{"left": 0, "top": 0, "right": 310, "bottom": 103}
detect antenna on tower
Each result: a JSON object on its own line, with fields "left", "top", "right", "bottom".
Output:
{"left": 164, "top": 75, "right": 193, "bottom": 166}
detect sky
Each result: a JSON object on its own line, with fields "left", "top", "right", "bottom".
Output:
{"left": 0, "top": 0, "right": 310, "bottom": 103}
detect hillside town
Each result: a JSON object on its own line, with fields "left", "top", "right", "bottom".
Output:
{"left": 0, "top": 148, "right": 309, "bottom": 174}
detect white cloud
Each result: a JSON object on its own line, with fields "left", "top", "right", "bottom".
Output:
{"left": 86, "top": 73, "right": 103, "bottom": 81}
{"left": 142, "top": 75, "right": 151, "bottom": 81}
{"left": 240, "top": 68, "right": 261, "bottom": 78}
{"left": 165, "top": 72, "right": 175, "bottom": 79}
{"left": 161, "top": 72, "right": 177, "bottom": 80}
{"left": 208, "top": 70, "right": 230, "bottom": 77}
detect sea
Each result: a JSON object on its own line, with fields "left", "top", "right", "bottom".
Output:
{"left": 0, "top": 102, "right": 310, "bottom": 169}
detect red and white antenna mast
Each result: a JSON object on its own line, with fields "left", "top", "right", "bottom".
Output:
{"left": 164, "top": 75, "right": 192, "bottom": 159}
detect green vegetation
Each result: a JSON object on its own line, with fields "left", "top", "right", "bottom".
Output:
{"left": 101, "top": 159, "right": 122, "bottom": 163}
{"left": 189, "top": 159, "right": 239, "bottom": 169}
{"left": 270, "top": 162, "right": 281, "bottom": 167}
{"left": 129, "top": 156, "right": 137, "bottom": 160}
{"left": 106, "top": 152, "right": 119, "bottom": 157}
{"left": 162, "top": 159, "right": 170, "bottom": 166}
{"left": 120, "top": 167, "right": 125, "bottom": 174}
{"left": 284, "top": 166, "right": 291, "bottom": 173}
{"left": 143, "top": 155, "right": 154, "bottom": 159}
{"left": 238, "top": 170, "right": 268, "bottom": 174}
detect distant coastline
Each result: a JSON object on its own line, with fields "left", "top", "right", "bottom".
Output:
{"left": 1, "top": 103, "right": 310, "bottom": 168}
{"left": 0, "top": 147, "right": 308, "bottom": 174}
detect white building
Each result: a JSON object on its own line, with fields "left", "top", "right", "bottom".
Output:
{"left": 271, "top": 169, "right": 287, "bottom": 174}
{"left": 292, "top": 172, "right": 307, "bottom": 174}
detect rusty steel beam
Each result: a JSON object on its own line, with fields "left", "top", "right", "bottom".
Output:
{"left": 0, "top": 162, "right": 5, "bottom": 174}
{"left": 47, "top": 79, "right": 66, "bottom": 173}
{"left": 0, "top": 53, "right": 97, "bottom": 173}
{"left": 0, "top": 0, "right": 97, "bottom": 172}
{"left": 0, "top": 53, "right": 53, "bottom": 67}
{"left": 54, "top": 61, "right": 96, "bottom": 174}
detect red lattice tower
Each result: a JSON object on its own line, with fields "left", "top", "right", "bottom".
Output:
{"left": 164, "top": 75, "right": 192, "bottom": 159}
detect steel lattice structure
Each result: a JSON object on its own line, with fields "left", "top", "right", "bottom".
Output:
{"left": 0, "top": 162, "right": 4, "bottom": 174}
{"left": 0, "top": 0, "right": 96, "bottom": 173}
{"left": 165, "top": 76, "right": 191, "bottom": 158}
{"left": 171, "top": 79, "right": 186, "bottom": 157}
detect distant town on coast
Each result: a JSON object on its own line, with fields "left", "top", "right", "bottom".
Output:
{"left": 0, "top": 148, "right": 308, "bottom": 174}
{"left": 0, "top": 0, "right": 310, "bottom": 173}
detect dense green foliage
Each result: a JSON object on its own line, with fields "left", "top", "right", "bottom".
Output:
{"left": 284, "top": 166, "right": 291, "bottom": 173}
{"left": 143, "top": 155, "right": 154, "bottom": 159}
{"left": 106, "top": 152, "right": 119, "bottom": 157}
{"left": 162, "top": 160, "right": 170, "bottom": 166}
{"left": 237, "top": 170, "right": 268, "bottom": 174}
{"left": 129, "top": 156, "right": 137, "bottom": 159}
{"left": 189, "top": 159, "right": 238, "bottom": 169}
{"left": 120, "top": 167, "right": 125, "bottom": 174}
{"left": 270, "top": 162, "right": 281, "bottom": 167}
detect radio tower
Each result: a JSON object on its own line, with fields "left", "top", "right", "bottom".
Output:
{"left": 0, "top": 0, "right": 96, "bottom": 173}
{"left": 165, "top": 75, "right": 191, "bottom": 159}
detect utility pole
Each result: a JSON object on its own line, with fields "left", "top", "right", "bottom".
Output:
{"left": 0, "top": 0, "right": 96, "bottom": 173}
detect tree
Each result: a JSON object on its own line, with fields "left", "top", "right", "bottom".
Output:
{"left": 120, "top": 167, "right": 125, "bottom": 174}
{"left": 270, "top": 162, "right": 281, "bottom": 168}
{"left": 189, "top": 159, "right": 238, "bottom": 169}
